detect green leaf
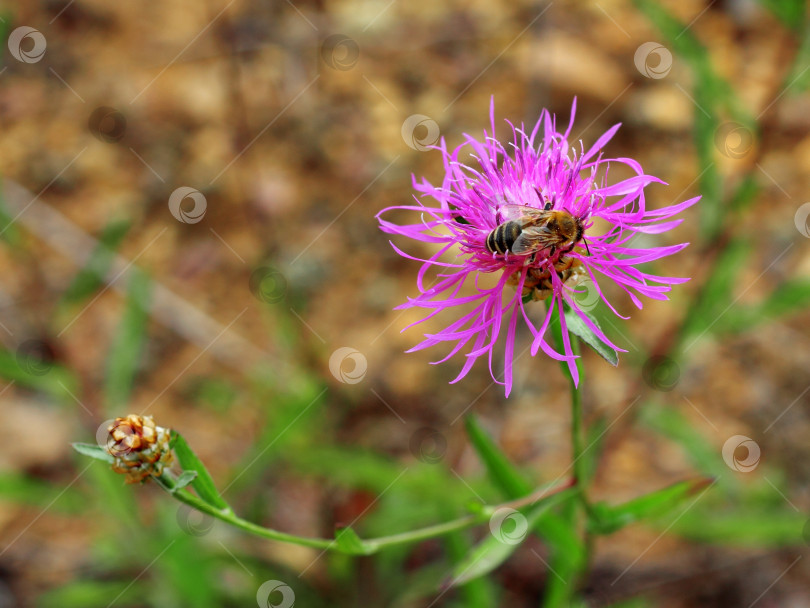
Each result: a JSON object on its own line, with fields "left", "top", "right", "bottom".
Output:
{"left": 104, "top": 269, "right": 151, "bottom": 411}
{"left": 758, "top": 0, "right": 805, "bottom": 30}
{"left": 677, "top": 237, "right": 750, "bottom": 347}
{"left": 59, "top": 219, "right": 131, "bottom": 307}
{"left": 464, "top": 415, "right": 532, "bottom": 499}
{"left": 640, "top": 403, "right": 727, "bottom": 478}
{"left": 72, "top": 442, "right": 114, "bottom": 464}
{"left": 174, "top": 471, "right": 198, "bottom": 490}
{"left": 719, "top": 278, "right": 810, "bottom": 334}
{"left": 334, "top": 526, "right": 373, "bottom": 555}
{"left": 0, "top": 177, "right": 22, "bottom": 248}
{"left": 445, "top": 491, "right": 572, "bottom": 589}
{"left": 588, "top": 478, "right": 714, "bottom": 535}
{"left": 672, "top": 504, "right": 806, "bottom": 546}
{"left": 633, "top": 0, "right": 755, "bottom": 239}
{"left": 564, "top": 307, "right": 618, "bottom": 367}
{"left": 171, "top": 431, "right": 230, "bottom": 511}
{"left": 542, "top": 498, "right": 585, "bottom": 608}
{"left": 0, "top": 349, "right": 78, "bottom": 403}
{"left": 443, "top": 524, "right": 499, "bottom": 606}
{"left": 37, "top": 581, "right": 144, "bottom": 608}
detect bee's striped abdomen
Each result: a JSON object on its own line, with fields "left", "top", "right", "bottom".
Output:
{"left": 486, "top": 221, "right": 522, "bottom": 254}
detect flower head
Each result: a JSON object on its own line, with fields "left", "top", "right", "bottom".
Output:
{"left": 107, "top": 414, "right": 173, "bottom": 483}
{"left": 378, "top": 99, "right": 698, "bottom": 396}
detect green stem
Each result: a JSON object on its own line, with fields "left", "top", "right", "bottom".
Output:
{"left": 157, "top": 471, "right": 573, "bottom": 556}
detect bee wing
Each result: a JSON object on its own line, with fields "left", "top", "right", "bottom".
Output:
{"left": 510, "top": 226, "right": 556, "bottom": 255}
{"left": 497, "top": 204, "right": 545, "bottom": 223}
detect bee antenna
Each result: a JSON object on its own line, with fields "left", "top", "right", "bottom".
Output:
{"left": 583, "top": 238, "right": 591, "bottom": 256}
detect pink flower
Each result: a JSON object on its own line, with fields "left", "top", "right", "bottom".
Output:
{"left": 378, "top": 99, "right": 698, "bottom": 396}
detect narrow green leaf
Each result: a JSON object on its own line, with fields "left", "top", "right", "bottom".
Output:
{"left": 542, "top": 498, "right": 585, "bottom": 608}
{"left": 334, "top": 526, "right": 373, "bottom": 555}
{"left": 672, "top": 505, "right": 806, "bottom": 546}
{"left": 588, "top": 477, "right": 713, "bottom": 535}
{"left": 677, "top": 237, "right": 750, "bottom": 346}
{"left": 564, "top": 308, "right": 618, "bottom": 367}
{"left": 104, "top": 269, "right": 151, "bottom": 411}
{"left": 443, "top": 524, "right": 499, "bottom": 607}
{"left": 758, "top": 0, "right": 805, "bottom": 30}
{"left": 464, "top": 415, "right": 532, "bottom": 499}
{"left": 640, "top": 403, "right": 727, "bottom": 478}
{"left": 0, "top": 349, "right": 78, "bottom": 402}
{"left": 59, "top": 219, "right": 131, "bottom": 307}
{"left": 0, "top": 177, "right": 22, "bottom": 248}
{"left": 171, "top": 431, "right": 230, "bottom": 511}
{"left": 72, "top": 442, "right": 114, "bottom": 464}
{"left": 445, "top": 491, "right": 572, "bottom": 589}
{"left": 37, "top": 581, "right": 144, "bottom": 608}
{"left": 174, "top": 471, "right": 198, "bottom": 491}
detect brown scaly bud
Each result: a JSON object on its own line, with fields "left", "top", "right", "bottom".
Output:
{"left": 107, "top": 415, "right": 173, "bottom": 484}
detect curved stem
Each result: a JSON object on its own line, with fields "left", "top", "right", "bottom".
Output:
{"left": 157, "top": 471, "right": 574, "bottom": 555}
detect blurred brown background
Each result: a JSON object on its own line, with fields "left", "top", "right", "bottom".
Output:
{"left": 1, "top": 0, "right": 809, "bottom": 606}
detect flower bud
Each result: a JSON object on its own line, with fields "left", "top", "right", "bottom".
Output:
{"left": 107, "top": 415, "right": 172, "bottom": 484}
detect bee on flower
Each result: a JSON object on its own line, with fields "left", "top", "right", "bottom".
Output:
{"left": 378, "top": 99, "right": 699, "bottom": 396}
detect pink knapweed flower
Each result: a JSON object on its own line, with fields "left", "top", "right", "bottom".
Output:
{"left": 378, "top": 99, "right": 698, "bottom": 396}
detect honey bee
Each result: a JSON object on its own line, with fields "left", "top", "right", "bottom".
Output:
{"left": 485, "top": 193, "right": 586, "bottom": 259}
